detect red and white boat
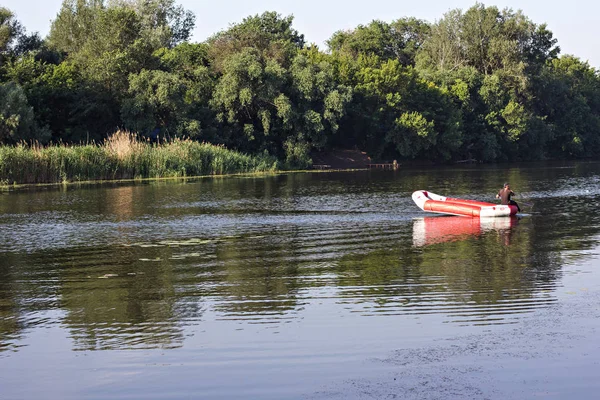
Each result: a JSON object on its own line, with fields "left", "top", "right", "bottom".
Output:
{"left": 412, "top": 190, "right": 518, "bottom": 217}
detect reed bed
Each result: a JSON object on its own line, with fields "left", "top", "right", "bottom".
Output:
{"left": 0, "top": 131, "right": 279, "bottom": 185}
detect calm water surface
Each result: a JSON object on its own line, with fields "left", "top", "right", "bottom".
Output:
{"left": 1, "top": 161, "right": 600, "bottom": 399}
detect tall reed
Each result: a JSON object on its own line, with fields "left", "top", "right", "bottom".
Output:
{"left": 0, "top": 131, "right": 279, "bottom": 185}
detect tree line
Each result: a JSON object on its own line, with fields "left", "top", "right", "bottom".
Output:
{"left": 1, "top": 0, "right": 599, "bottom": 167}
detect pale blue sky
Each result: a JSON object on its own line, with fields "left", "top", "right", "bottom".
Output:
{"left": 3, "top": 0, "right": 599, "bottom": 67}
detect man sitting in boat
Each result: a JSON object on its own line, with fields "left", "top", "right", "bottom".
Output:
{"left": 496, "top": 183, "right": 521, "bottom": 212}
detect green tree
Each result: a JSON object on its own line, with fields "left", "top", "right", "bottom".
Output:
{"left": 6, "top": 54, "right": 117, "bottom": 142}
{"left": 535, "top": 56, "right": 600, "bottom": 158}
{"left": 121, "top": 69, "right": 191, "bottom": 137}
{"left": 336, "top": 57, "right": 461, "bottom": 161}
{"left": 157, "top": 43, "right": 216, "bottom": 136}
{"left": 210, "top": 39, "right": 351, "bottom": 165}
{"left": 328, "top": 18, "right": 430, "bottom": 66}
{"left": 289, "top": 49, "right": 352, "bottom": 146}
{"left": 416, "top": 3, "right": 558, "bottom": 77}
{"left": 49, "top": 0, "right": 194, "bottom": 53}
{"left": 0, "top": 81, "right": 50, "bottom": 143}
{"left": 208, "top": 11, "right": 304, "bottom": 73}
{"left": 71, "top": 6, "right": 147, "bottom": 94}
{"left": 285, "top": 48, "right": 352, "bottom": 165}
{"left": 46, "top": 1, "right": 147, "bottom": 138}
{"left": 122, "top": 42, "right": 216, "bottom": 140}
{"left": 210, "top": 47, "right": 289, "bottom": 153}
{"left": 0, "top": 7, "right": 41, "bottom": 68}
{"left": 47, "top": 0, "right": 105, "bottom": 55}
{"left": 110, "top": 0, "right": 195, "bottom": 47}
{"left": 391, "top": 17, "right": 431, "bottom": 66}
{"left": 0, "top": 7, "right": 23, "bottom": 56}
{"left": 47, "top": 0, "right": 197, "bottom": 94}
{"left": 414, "top": 3, "right": 561, "bottom": 161}
{"left": 45, "top": 0, "right": 197, "bottom": 141}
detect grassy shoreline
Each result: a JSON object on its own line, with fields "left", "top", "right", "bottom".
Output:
{"left": 0, "top": 131, "right": 280, "bottom": 186}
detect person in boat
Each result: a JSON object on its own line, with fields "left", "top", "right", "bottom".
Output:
{"left": 496, "top": 183, "right": 520, "bottom": 212}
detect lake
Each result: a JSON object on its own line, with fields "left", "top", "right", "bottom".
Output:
{"left": 1, "top": 161, "right": 600, "bottom": 399}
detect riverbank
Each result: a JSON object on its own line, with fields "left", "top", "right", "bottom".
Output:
{"left": 0, "top": 131, "right": 279, "bottom": 186}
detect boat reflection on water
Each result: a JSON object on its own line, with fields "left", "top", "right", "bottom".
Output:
{"left": 412, "top": 215, "right": 519, "bottom": 247}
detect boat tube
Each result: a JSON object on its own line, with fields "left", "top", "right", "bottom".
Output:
{"left": 412, "top": 190, "right": 518, "bottom": 217}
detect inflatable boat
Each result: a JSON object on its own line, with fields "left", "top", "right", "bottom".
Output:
{"left": 412, "top": 190, "right": 518, "bottom": 217}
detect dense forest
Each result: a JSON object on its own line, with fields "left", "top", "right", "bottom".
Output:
{"left": 1, "top": 0, "right": 599, "bottom": 167}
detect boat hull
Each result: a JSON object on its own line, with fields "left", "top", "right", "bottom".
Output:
{"left": 412, "top": 190, "right": 517, "bottom": 217}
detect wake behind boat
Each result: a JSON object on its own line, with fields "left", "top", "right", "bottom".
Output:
{"left": 412, "top": 190, "right": 518, "bottom": 217}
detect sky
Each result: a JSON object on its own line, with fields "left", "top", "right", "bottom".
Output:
{"left": 2, "top": 0, "right": 599, "bottom": 68}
